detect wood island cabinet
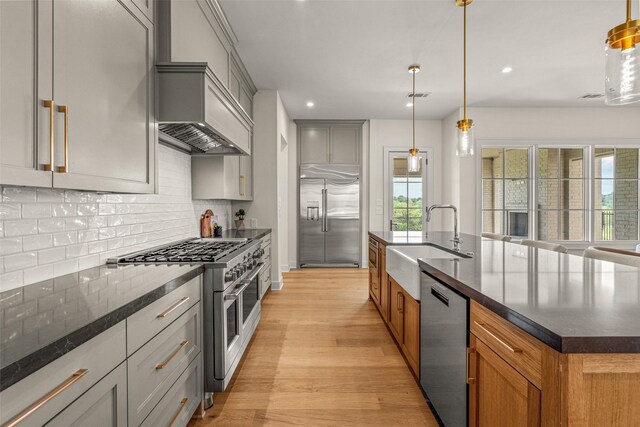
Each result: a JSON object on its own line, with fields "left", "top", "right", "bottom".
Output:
{"left": 368, "top": 237, "right": 420, "bottom": 379}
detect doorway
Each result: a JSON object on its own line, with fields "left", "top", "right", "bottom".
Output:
{"left": 384, "top": 151, "right": 428, "bottom": 233}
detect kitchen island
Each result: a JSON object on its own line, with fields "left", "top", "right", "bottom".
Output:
{"left": 370, "top": 231, "right": 640, "bottom": 426}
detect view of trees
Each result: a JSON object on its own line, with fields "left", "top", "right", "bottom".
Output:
{"left": 393, "top": 196, "right": 422, "bottom": 231}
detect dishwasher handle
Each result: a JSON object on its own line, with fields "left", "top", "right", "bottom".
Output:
{"left": 430, "top": 287, "right": 449, "bottom": 306}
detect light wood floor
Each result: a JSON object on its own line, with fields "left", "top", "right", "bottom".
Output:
{"left": 189, "top": 268, "right": 438, "bottom": 426}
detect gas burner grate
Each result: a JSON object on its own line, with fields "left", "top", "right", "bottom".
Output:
{"left": 119, "top": 240, "right": 246, "bottom": 264}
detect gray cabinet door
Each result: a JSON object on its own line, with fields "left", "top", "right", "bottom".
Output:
{"left": 330, "top": 126, "right": 360, "bottom": 164}
{"left": 224, "top": 156, "right": 241, "bottom": 199}
{"left": 239, "top": 153, "right": 252, "bottom": 200}
{"left": 45, "top": 363, "right": 127, "bottom": 427}
{"left": 51, "top": 0, "right": 155, "bottom": 193}
{"left": 300, "top": 127, "right": 330, "bottom": 164}
{"left": 0, "top": 0, "right": 53, "bottom": 188}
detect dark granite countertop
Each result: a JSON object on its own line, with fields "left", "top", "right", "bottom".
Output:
{"left": 219, "top": 228, "right": 271, "bottom": 241}
{"left": 0, "top": 264, "right": 203, "bottom": 391}
{"left": 399, "top": 232, "right": 640, "bottom": 354}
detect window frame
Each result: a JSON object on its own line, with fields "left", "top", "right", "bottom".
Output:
{"left": 477, "top": 139, "right": 640, "bottom": 245}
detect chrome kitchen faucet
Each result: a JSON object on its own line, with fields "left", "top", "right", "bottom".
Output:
{"left": 426, "top": 204, "right": 462, "bottom": 250}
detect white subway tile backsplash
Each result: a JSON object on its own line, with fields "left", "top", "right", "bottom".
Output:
{"left": 2, "top": 187, "right": 37, "bottom": 203}
{"left": 36, "top": 188, "right": 65, "bottom": 202}
{"left": 0, "top": 203, "right": 21, "bottom": 220}
{"left": 0, "top": 238, "right": 22, "bottom": 256}
{"left": 0, "top": 145, "right": 232, "bottom": 291}
{"left": 53, "top": 231, "right": 77, "bottom": 247}
{"left": 51, "top": 203, "right": 76, "bottom": 217}
{"left": 23, "top": 235, "right": 53, "bottom": 251}
{"left": 38, "top": 247, "right": 66, "bottom": 264}
{"left": 38, "top": 218, "right": 65, "bottom": 233}
{"left": 4, "top": 252, "right": 37, "bottom": 272}
{"left": 22, "top": 204, "right": 51, "bottom": 219}
{"left": 4, "top": 220, "right": 38, "bottom": 237}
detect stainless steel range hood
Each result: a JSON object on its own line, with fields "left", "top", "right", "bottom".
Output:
{"left": 157, "top": 62, "right": 253, "bottom": 155}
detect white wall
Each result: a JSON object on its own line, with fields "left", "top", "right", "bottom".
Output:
{"left": 0, "top": 145, "right": 232, "bottom": 292}
{"left": 368, "top": 119, "right": 444, "bottom": 233}
{"left": 234, "top": 90, "right": 293, "bottom": 288}
{"left": 442, "top": 107, "right": 640, "bottom": 235}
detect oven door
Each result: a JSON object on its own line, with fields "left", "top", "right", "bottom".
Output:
{"left": 214, "top": 283, "right": 244, "bottom": 380}
{"left": 240, "top": 262, "right": 265, "bottom": 340}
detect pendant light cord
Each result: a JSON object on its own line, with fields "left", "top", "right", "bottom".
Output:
{"left": 463, "top": 0, "right": 467, "bottom": 120}
{"left": 412, "top": 67, "right": 416, "bottom": 151}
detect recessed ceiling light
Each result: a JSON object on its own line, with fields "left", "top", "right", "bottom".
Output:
{"left": 306, "top": 101, "right": 315, "bottom": 107}
{"left": 501, "top": 66, "right": 513, "bottom": 74}
{"left": 406, "top": 102, "right": 414, "bottom": 107}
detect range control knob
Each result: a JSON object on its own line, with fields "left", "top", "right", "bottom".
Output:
{"left": 225, "top": 270, "right": 235, "bottom": 282}
{"left": 252, "top": 250, "right": 261, "bottom": 259}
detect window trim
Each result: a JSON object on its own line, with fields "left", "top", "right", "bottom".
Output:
{"left": 477, "top": 139, "right": 640, "bottom": 245}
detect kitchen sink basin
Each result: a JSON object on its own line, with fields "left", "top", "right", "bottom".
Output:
{"left": 386, "top": 245, "right": 464, "bottom": 300}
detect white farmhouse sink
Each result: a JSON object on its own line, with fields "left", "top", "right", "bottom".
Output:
{"left": 386, "top": 245, "right": 462, "bottom": 300}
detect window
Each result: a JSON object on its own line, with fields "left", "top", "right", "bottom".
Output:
{"left": 594, "top": 148, "right": 640, "bottom": 241}
{"left": 536, "top": 148, "right": 586, "bottom": 241}
{"left": 388, "top": 153, "right": 426, "bottom": 232}
{"left": 481, "top": 148, "right": 530, "bottom": 238}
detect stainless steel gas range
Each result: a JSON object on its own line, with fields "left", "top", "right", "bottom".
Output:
{"left": 109, "top": 237, "right": 266, "bottom": 407}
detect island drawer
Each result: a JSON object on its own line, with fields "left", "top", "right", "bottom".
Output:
{"left": 470, "top": 301, "right": 543, "bottom": 388}
{"left": 127, "top": 303, "right": 201, "bottom": 426}
{"left": 127, "top": 274, "right": 201, "bottom": 356}
{"left": 140, "top": 356, "right": 202, "bottom": 427}
{"left": 0, "top": 322, "right": 126, "bottom": 427}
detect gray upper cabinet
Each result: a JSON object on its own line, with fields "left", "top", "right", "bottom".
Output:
{"left": 0, "top": 1, "right": 53, "bottom": 188}
{"left": 0, "top": 0, "right": 155, "bottom": 193}
{"left": 299, "top": 123, "right": 363, "bottom": 165}
{"left": 300, "top": 127, "right": 331, "bottom": 164}
{"left": 192, "top": 153, "right": 252, "bottom": 201}
{"left": 51, "top": 0, "right": 155, "bottom": 193}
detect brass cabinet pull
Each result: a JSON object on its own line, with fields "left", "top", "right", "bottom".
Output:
{"left": 157, "top": 297, "right": 190, "bottom": 318}
{"left": 240, "top": 175, "right": 245, "bottom": 196}
{"left": 2, "top": 369, "right": 88, "bottom": 427}
{"left": 56, "top": 105, "right": 69, "bottom": 173}
{"left": 42, "top": 100, "right": 54, "bottom": 171}
{"left": 466, "top": 347, "right": 476, "bottom": 385}
{"left": 155, "top": 340, "right": 189, "bottom": 370}
{"left": 474, "top": 321, "right": 523, "bottom": 353}
{"left": 168, "top": 398, "right": 189, "bottom": 427}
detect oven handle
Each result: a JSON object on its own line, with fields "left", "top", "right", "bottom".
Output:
{"left": 225, "top": 282, "right": 250, "bottom": 301}
{"left": 241, "top": 262, "right": 265, "bottom": 285}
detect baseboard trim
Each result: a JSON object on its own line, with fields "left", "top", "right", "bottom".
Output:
{"left": 271, "top": 280, "right": 283, "bottom": 291}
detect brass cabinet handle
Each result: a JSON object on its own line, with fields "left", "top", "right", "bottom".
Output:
{"left": 240, "top": 175, "right": 245, "bottom": 196}
{"left": 42, "top": 100, "right": 54, "bottom": 171}
{"left": 56, "top": 105, "right": 69, "bottom": 173}
{"left": 157, "top": 297, "right": 190, "bottom": 318}
{"left": 466, "top": 347, "right": 476, "bottom": 384}
{"left": 474, "top": 321, "right": 523, "bottom": 353}
{"left": 2, "top": 369, "right": 88, "bottom": 427}
{"left": 155, "top": 340, "right": 189, "bottom": 370}
{"left": 168, "top": 398, "right": 189, "bottom": 427}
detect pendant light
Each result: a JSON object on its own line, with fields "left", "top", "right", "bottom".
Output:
{"left": 407, "top": 64, "right": 421, "bottom": 173}
{"left": 605, "top": 0, "right": 640, "bottom": 105}
{"left": 456, "top": 0, "right": 475, "bottom": 157}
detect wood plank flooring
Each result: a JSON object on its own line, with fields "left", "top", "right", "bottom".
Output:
{"left": 188, "top": 268, "right": 438, "bottom": 426}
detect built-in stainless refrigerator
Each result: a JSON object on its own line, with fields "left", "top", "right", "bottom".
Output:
{"left": 299, "top": 164, "right": 360, "bottom": 268}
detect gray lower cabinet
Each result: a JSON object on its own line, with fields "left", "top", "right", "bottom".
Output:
{"left": 45, "top": 362, "right": 128, "bottom": 427}
{"left": 127, "top": 303, "right": 201, "bottom": 426}
{"left": 140, "top": 357, "right": 202, "bottom": 427}
{"left": 0, "top": 322, "right": 126, "bottom": 427}
{"left": 0, "top": 0, "right": 155, "bottom": 193}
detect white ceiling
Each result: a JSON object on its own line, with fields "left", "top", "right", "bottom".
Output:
{"left": 219, "top": 0, "right": 638, "bottom": 120}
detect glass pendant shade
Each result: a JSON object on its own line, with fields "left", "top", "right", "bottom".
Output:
{"left": 456, "top": 122, "right": 475, "bottom": 157}
{"left": 605, "top": 43, "right": 640, "bottom": 105}
{"left": 407, "top": 152, "right": 420, "bottom": 173}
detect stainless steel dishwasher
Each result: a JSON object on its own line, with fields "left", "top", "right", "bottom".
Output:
{"left": 420, "top": 272, "right": 469, "bottom": 427}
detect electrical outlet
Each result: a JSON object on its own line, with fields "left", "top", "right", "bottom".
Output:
{"left": 250, "top": 218, "right": 258, "bottom": 228}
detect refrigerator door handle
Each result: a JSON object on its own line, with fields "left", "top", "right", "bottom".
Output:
{"left": 322, "top": 189, "right": 328, "bottom": 232}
